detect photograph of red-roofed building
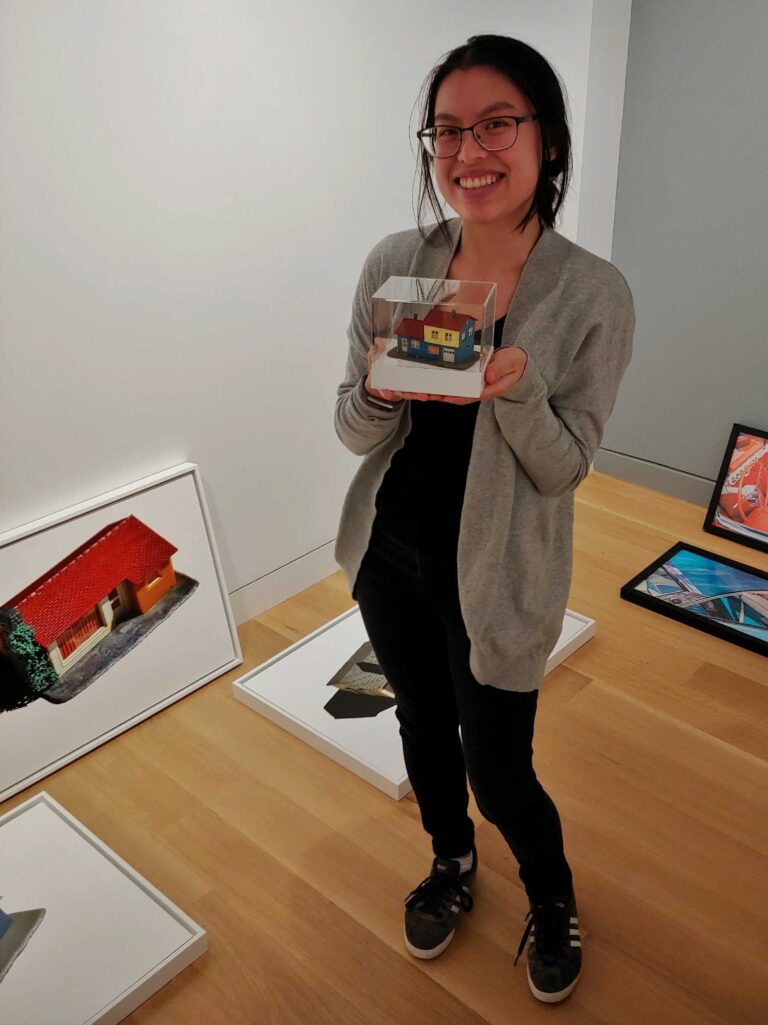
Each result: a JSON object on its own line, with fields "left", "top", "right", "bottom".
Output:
{"left": 391, "top": 308, "right": 477, "bottom": 368}
{"left": 0, "top": 462, "right": 242, "bottom": 803}
{"left": 0, "top": 515, "right": 198, "bottom": 710}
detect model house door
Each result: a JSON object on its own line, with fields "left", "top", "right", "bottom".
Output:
{"left": 58, "top": 607, "right": 103, "bottom": 660}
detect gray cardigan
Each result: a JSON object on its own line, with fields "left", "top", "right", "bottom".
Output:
{"left": 334, "top": 217, "right": 635, "bottom": 692}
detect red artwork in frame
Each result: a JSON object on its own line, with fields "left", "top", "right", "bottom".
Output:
{"left": 703, "top": 423, "right": 768, "bottom": 556}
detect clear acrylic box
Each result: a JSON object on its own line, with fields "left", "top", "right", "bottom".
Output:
{"left": 369, "top": 276, "right": 497, "bottom": 398}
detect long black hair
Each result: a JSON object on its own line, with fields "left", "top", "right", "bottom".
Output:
{"left": 411, "top": 34, "right": 572, "bottom": 246}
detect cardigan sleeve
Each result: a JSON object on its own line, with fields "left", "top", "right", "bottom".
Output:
{"left": 492, "top": 286, "right": 635, "bottom": 498}
{"left": 334, "top": 243, "right": 406, "bottom": 457}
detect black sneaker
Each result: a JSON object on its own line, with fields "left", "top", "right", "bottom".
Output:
{"left": 513, "top": 888, "right": 582, "bottom": 1002}
{"left": 403, "top": 844, "right": 477, "bottom": 959}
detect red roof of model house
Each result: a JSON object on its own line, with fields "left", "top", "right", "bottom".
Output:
{"left": 3, "top": 515, "right": 177, "bottom": 648}
{"left": 394, "top": 316, "right": 426, "bottom": 337}
{"left": 423, "top": 309, "right": 475, "bottom": 331}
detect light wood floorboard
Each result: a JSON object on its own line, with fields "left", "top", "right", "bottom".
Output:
{"left": 3, "top": 471, "right": 766, "bottom": 1023}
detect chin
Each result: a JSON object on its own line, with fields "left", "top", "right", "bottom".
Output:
{"left": 456, "top": 204, "right": 509, "bottom": 222}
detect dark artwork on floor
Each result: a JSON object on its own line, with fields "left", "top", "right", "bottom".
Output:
{"left": 325, "top": 641, "right": 396, "bottom": 719}
{"left": 621, "top": 541, "right": 768, "bottom": 658}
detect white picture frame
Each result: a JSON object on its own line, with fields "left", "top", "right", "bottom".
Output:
{"left": 232, "top": 606, "right": 595, "bottom": 799}
{"left": 0, "top": 462, "right": 242, "bottom": 802}
{"left": 0, "top": 791, "right": 206, "bottom": 1025}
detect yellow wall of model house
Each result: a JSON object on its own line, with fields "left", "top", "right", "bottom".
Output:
{"left": 423, "top": 326, "right": 461, "bottom": 348}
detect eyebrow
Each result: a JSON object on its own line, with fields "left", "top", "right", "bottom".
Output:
{"left": 434, "top": 101, "right": 518, "bottom": 122}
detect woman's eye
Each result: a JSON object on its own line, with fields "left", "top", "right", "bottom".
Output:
{"left": 435, "top": 127, "right": 458, "bottom": 139}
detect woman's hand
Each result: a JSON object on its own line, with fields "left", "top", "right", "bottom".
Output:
{"left": 478, "top": 346, "right": 528, "bottom": 400}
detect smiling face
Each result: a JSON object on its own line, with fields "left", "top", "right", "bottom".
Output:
{"left": 431, "top": 65, "right": 543, "bottom": 229}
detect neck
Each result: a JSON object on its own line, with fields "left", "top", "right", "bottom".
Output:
{"left": 455, "top": 213, "right": 543, "bottom": 272}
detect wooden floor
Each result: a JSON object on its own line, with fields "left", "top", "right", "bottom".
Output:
{"left": 4, "top": 471, "right": 767, "bottom": 1024}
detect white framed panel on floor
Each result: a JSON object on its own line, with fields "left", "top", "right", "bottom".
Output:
{"left": 233, "top": 605, "right": 595, "bottom": 799}
{"left": 0, "top": 462, "right": 242, "bottom": 802}
{"left": 0, "top": 792, "right": 206, "bottom": 1025}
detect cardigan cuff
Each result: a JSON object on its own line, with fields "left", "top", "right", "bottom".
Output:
{"left": 354, "top": 376, "right": 406, "bottom": 416}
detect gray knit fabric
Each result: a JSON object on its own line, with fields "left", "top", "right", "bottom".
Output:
{"left": 334, "top": 217, "right": 635, "bottom": 691}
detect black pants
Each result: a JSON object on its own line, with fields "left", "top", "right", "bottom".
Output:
{"left": 353, "top": 517, "right": 573, "bottom": 903}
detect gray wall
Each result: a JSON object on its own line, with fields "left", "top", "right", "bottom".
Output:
{"left": 596, "top": 1, "right": 767, "bottom": 506}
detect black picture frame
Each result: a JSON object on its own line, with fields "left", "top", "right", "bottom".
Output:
{"left": 620, "top": 540, "right": 768, "bottom": 659}
{"left": 703, "top": 422, "right": 768, "bottom": 556}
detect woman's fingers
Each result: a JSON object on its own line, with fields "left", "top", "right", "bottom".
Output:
{"left": 400, "top": 392, "right": 430, "bottom": 400}
{"left": 480, "top": 373, "right": 521, "bottom": 400}
{"left": 385, "top": 391, "right": 477, "bottom": 402}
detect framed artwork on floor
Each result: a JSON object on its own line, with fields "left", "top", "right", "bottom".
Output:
{"left": 232, "top": 605, "right": 596, "bottom": 799}
{"left": 0, "top": 462, "right": 242, "bottom": 802}
{"left": 0, "top": 791, "right": 206, "bottom": 1024}
{"left": 703, "top": 423, "right": 768, "bottom": 555}
{"left": 620, "top": 540, "right": 768, "bottom": 658}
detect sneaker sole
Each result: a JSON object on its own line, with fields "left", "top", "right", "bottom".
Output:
{"left": 527, "top": 965, "right": 581, "bottom": 1003}
{"left": 403, "top": 924, "right": 456, "bottom": 959}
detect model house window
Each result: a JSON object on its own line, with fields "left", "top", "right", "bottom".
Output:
{"left": 428, "top": 344, "right": 439, "bottom": 355}
{"left": 444, "top": 332, "right": 450, "bottom": 342}
{"left": 108, "top": 588, "right": 121, "bottom": 611}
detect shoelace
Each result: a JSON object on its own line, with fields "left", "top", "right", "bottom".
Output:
{"left": 513, "top": 896, "right": 570, "bottom": 966}
{"left": 404, "top": 872, "right": 473, "bottom": 920}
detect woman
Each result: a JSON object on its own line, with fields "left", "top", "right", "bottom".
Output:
{"left": 333, "top": 34, "right": 635, "bottom": 1004}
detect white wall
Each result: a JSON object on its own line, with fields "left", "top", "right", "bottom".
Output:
{"left": 577, "top": 0, "right": 633, "bottom": 257}
{"left": 0, "top": 1, "right": 630, "bottom": 622}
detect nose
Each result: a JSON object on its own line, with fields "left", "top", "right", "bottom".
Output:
{"left": 456, "top": 128, "right": 486, "bottom": 163}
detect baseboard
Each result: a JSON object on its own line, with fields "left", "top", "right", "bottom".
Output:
{"left": 229, "top": 540, "right": 339, "bottom": 625}
{"left": 593, "top": 449, "right": 713, "bottom": 507}
{"left": 230, "top": 452, "right": 714, "bottom": 626}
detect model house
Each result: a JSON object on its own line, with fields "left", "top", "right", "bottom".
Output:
{"left": 0, "top": 515, "right": 178, "bottom": 681}
{"left": 393, "top": 309, "right": 477, "bottom": 366}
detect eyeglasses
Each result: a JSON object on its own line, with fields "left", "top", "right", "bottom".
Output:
{"left": 417, "top": 114, "right": 539, "bottom": 158}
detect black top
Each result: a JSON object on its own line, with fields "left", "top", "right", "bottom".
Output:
{"left": 372, "top": 314, "right": 507, "bottom": 554}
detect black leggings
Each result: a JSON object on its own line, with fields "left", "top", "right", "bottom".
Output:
{"left": 353, "top": 517, "right": 573, "bottom": 902}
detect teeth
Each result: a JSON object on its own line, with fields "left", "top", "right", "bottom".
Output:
{"left": 459, "top": 174, "right": 499, "bottom": 189}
